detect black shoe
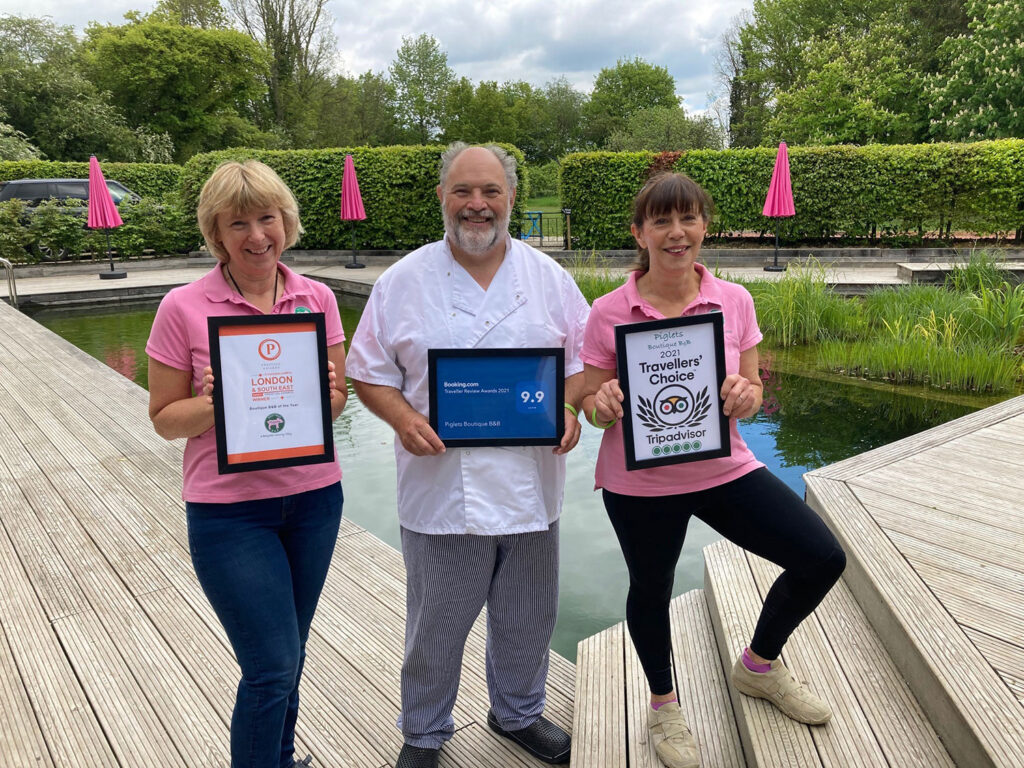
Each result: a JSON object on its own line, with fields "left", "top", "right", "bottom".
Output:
{"left": 487, "top": 710, "right": 571, "bottom": 764}
{"left": 396, "top": 744, "right": 440, "bottom": 768}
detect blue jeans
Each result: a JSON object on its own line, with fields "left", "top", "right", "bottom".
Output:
{"left": 187, "top": 482, "right": 343, "bottom": 768}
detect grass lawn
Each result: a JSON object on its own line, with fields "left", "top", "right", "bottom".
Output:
{"left": 524, "top": 196, "right": 561, "bottom": 213}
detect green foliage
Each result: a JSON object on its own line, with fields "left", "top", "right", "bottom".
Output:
{"left": 524, "top": 161, "right": 560, "bottom": 198}
{"left": 561, "top": 151, "right": 655, "bottom": 249}
{"left": 0, "top": 119, "right": 40, "bottom": 162}
{"left": 607, "top": 107, "right": 725, "bottom": 152}
{"left": 113, "top": 196, "right": 200, "bottom": 256}
{"left": 584, "top": 58, "right": 679, "bottom": 147}
{"left": 390, "top": 34, "right": 454, "bottom": 144}
{"left": 561, "top": 140, "right": 1024, "bottom": 249}
{"left": 565, "top": 251, "right": 628, "bottom": 303}
{"left": 945, "top": 250, "right": 1008, "bottom": 293}
{"left": 179, "top": 145, "right": 527, "bottom": 250}
{"left": 26, "top": 200, "right": 89, "bottom": 259}
{"left": 928, "top": 0, "right": 1024, "bottom": 141}
{"left": 83, "top": 20, "right": 271, "bottom": 162}
{"left": 0, "top": 200, "right": 32, "bottom": 262}
{"left": 0, "top": 160, "right": 182, "bottom": 199}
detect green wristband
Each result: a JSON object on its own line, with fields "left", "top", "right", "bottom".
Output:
{"left": 589, "top": 406, "right": 617, "bottom": 430}
{"left": 564, "top": 402, "right": 578, "bottom": 418}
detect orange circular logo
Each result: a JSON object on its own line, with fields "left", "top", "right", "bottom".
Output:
{"left": 258, "top": 338, "right": 281, "bottom": 361}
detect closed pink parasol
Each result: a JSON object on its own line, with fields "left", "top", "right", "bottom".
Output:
{"left": 340, "top": 154, "right": 366, "bottom": 268}
{"left": 762, "top": 142, "right": 795, "bottom": 272}
{"left": 88, "top": 155, "right": 126, "bottom": 279}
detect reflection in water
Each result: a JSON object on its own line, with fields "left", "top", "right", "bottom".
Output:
{"left": 35, "top": 298, "right": 992, "bottom": 658}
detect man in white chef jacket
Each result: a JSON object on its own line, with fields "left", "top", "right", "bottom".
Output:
{"left": 347, "top": 142, "right": 588, "bottom": 768}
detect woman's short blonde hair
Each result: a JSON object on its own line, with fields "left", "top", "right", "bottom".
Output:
{"left": 197, "top": 160, "right": 303, "bottom": 263}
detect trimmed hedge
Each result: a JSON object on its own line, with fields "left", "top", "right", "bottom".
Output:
{"left": 561, "top": 140, "right": 1024, "bottom": 249}
{"left": 180, "top": 145, "right": 527, "bottom": 250}
{"left": 0, "top": 160, "right": 182, "bottom": 199}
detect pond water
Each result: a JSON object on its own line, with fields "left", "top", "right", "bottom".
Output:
{"left": 35, "top": 299, "right": 985, "bottom": 659}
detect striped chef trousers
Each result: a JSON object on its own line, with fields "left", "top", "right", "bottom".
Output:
{"left": 397, "top": 521, "right": 560, "bottom": 750}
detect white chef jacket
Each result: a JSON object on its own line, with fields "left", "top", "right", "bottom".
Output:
{"left": 346, "top": 235, "right": 590, "bottom": 535}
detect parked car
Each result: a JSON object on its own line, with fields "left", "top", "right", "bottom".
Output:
{"left": 0, "top": 178, "right": 141, "bottom": 208}
{"left": 0, "top": 178, "right": 142, "bottom": 259}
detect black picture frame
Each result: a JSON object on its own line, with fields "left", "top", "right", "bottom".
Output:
{"left": 615, "top": 313, "right": 730, "bottom": 471}
{"left": 208, "top": 313, "right": 334, "bottom": 474}
{"left": 428, "top": 347, "right": 565, "bottom": 447}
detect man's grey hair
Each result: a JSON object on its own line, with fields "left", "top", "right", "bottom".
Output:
{"left": 439, "top": 142, "right": 518, "bottom": 192}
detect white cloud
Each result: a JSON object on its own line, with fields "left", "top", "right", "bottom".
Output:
{"left": 0, "top": 0, "right": 753, "bottom": 110}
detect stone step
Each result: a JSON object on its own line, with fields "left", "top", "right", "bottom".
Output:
{"left": 703, "top": 538, "right": 953, "bottom": 768}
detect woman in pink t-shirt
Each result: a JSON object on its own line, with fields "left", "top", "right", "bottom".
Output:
{"left": 580, "top": 173, "right": 846, "bottom": 768}
{"left": 147, "top": 161, "right": 346, "bottom": 768}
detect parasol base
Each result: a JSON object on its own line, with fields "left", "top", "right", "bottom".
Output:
{"left": 763, "top": 264, "right": 787, "bottom": 272}
{"left": 99, "top": 270, "right": 128, "bottom": 279}
{"left": 345, "top": 262, "right": 366, "bottom": 269}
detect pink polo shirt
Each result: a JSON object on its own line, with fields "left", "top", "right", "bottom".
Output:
{"left": 581, "top": 265, "right": 764, "bottom": 496}
{"left": 146, "top": 263, "right": 344, "bottom": 503}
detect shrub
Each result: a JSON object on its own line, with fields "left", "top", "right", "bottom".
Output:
{"left": 0, "top": 160, "right": 181, "bottom": 199}
{"left": 561, "top": 140, "right": 1024, "bottom": 249}
{"left": 0, "top": 200, "right": 31, "bottom": 263}
{"left": 179, "top": 145, "right": 527, "bottom": 251}
{"left": 525, "top": 161, "right": 560, "bottom": 198}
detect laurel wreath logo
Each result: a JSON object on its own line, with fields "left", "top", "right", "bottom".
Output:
{"left": 636, "top": 386, "right": 712, "bottom": 433}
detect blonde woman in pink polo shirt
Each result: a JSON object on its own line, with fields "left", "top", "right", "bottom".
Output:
{"left": 146, "top": 160, "right": 347, "bottom": 768}
{"left": 579, "top": 173, "right": 846, "bottom": 768}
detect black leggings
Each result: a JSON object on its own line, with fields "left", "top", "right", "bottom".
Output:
{"left": 603, "top": 468, "right": 846, "bottom": 695}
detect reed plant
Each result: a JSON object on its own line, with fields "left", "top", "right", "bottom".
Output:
{"left": 971, "top": 282, "right": 1024, "bottom": 349}
{"left": 946, "top": 249, "right": 1007, "bottom": 293}
{"left": 567, "top": 250, "right": 628, "bottom": 303}
{"left": 750, "top": 260, "right": 865, "bottom": 347}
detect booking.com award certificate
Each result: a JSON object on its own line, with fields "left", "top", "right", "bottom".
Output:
{"left": 208, "top": 314, "right": 334, "bottom": 474}
{"left": 428, "top": 348, "right": 565, "bottom": 447}
{"left": 615, "top": 313, "right": 730, "bottom": 471}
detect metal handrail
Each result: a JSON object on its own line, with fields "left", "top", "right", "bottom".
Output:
{"left": 0, "top": 257, "right": 17, "bottom": 309}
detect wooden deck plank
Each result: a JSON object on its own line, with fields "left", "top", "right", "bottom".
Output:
{"left": 964, "top": 629, "right": 1024, "bottom": 704}
{"left": 746, "top": 553, "right": 952, "bottom": 767}
{"left": 0, "top": 524, "right": 118, "bottom": 767}
{"left": 807, "top": 396, "right": 1024, "bottom": 482}
{"left": 0, "top": 623, "right": 55, "bottom": 768}
{"left": 806, "top": 475, "right": 1024, "bottom": 767}
{"left": 703, "top": 540, "right": 821, "bottom": 768}
{"left": 669, "top": 590, "right": 745, "bottom": 768}
{"left": 570, "top": 625, "right": 625, "bottom": 768}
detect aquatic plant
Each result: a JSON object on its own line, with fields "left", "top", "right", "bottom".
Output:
{"left": 567, "top": 250, "right": 628, "bottom": 304}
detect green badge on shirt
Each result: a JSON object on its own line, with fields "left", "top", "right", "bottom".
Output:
{"left": 295, "top": 306, "right": 311, "bottom": 313}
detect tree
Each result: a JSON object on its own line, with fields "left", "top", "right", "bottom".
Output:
{"left": 84, "top": 19, "right": 270, "bottom": 161}
{"left": 313, "top": 70, "right": 402, "bottom": 147}
{"left": 150, "top": 0, "right": 230, "bottom": 28}
{"left": 928, "top": 0, "right": 1024, "bottom": 141}
{"left": 389, "top": 34, "right": 454, "bottom": 143}
{"left": 0, "top": 107, "right": 40, "bottom": 160}
{"left": 534, "top": 77, "right": 587, "bottom": 159}
{"left": 606, "top": 106, "right": 725, "bottom": 151}
{"left": 768, "top": 16, "right": 924, "bottom": 145}
{"left": 229, "top": 0, "right": 337, "bottom": 143}
{"left": 584, "top": 58, "right": 678, "bottom": 147}
{"left": 0, "top": 16, "right": 140, "bottom": 161}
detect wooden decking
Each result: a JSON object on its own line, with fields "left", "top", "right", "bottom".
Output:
{"left": 0, "top": 298, "right": 574, "bottom": 766}
{"left": 572, "top": 390, "right": 1024, "bottom": 766}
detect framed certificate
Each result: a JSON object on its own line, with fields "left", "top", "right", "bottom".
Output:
{"left": 615, "top": 313, "right": 730, "bottom": 471}
{"left": 428, "top": 348, "right": 565, "bottom": 447}
{"left": 208, "top": 314, "right": 334, "bottom": 474}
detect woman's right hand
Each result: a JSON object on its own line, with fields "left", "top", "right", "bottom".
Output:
{"left": 201, "top": 366, "right": 215, "bottom": 403}
{"left": 594, "top": 378, "right": 625, "bottom": 423}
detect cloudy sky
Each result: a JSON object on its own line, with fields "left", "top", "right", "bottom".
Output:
{"left": 0, "top": 0, "right": 753, "bottom": 111}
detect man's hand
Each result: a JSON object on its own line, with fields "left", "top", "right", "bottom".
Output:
{"left": 553, "top": 407, "right": 581, "bottom": 455}
{"left": 396, "top": 411, "right": 446, "bottom": 456}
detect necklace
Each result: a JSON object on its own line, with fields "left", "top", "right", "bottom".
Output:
{"left": 225, "top": 265, "right": 279, "bottom": 307}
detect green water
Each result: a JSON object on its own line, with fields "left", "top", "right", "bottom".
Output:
{"left": 35, "top": 300, "right": 986, "bottom": 659}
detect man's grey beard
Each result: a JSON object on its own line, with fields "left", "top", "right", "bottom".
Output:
{"left": 443, "top": 206, "right": 511, "bottom": 255}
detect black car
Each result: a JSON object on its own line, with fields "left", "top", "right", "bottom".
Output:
{"left": 0, "top": 177, "right": 141, "bottom": 259}
{"left": 0, "top": 177, "right": 140, "bottom": 207}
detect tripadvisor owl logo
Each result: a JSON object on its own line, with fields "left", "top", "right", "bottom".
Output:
{"left": 264, "top": 413, "right": 286, "bottom": 433}
{"left": 637, "top": 384, "right": 712, "bottom": 434}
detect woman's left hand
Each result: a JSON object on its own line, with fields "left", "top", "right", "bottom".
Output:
{"left": 721, "top": 373, "right": 762, "bottom": 419}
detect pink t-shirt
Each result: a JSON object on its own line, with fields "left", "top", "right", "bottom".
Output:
{"left": 581, "top": 264, "right": 764, "bottom": 496}
{"left": 146, "top": 263, "right": 345, "bottom": 503}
